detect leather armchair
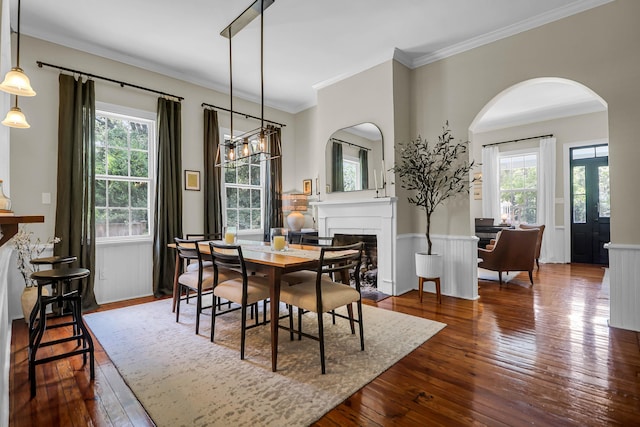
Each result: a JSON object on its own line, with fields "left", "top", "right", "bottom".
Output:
{"left": 478, "top": 228, "right": 539, "bottom": 286}
{"left": 518, "top": 224, "right": 545, "bottom": 269}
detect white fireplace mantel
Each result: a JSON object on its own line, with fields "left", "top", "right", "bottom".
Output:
{"left": 312, "top": 197, "right": 397, "bottom": 295}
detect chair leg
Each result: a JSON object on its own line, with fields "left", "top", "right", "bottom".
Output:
{"left": 356, "top": 300, "right": 364, "bottom": 351}
{"left": 210, "top": 294, "right": 218, "bottom": 342}
{"left": 347, "top": 304, "right": 355, "bottom": 334}
{"left": 529, "top": 270, "right": 534, "bottom": 286}
{"left": 195, "top": 290, "right": 202, "bottom": 335}
{"left": 318, "top": 312, "right": 326, "bottom": 374}
{"left": 297, "top": 308, "right": 303, "bottom": 341}
{"left": 536, "top": 258, "right": 540, "bottom": 270}
{"left": 175, "top": 284, "right": 182, "bottom": 323}
{"left": 498, "top": 271, "right": 503, "bottom": 287}
{"left": 240, "top": 302, "right": 247, "bottom": 360}
{"left": 288, "top": 304, "right": 294, "bottom": 341}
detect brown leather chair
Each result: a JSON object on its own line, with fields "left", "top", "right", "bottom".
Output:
{"left": 478, "top": 228, "right": 539, "bottom": 286}
{"left": 518, "top": 224, "right": 545, "bottom": 269}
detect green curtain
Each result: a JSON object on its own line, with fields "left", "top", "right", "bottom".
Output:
{"left": 359, "top": 149, "right": 369, "bottom": 190}
{"left": 203, "top": 109, "right": 223, "bottom": 235}
{"left": 332, "top": 141, "right": 344, "bottom": 192}
{"left": 153, "top": 98, "right": 183, "bottom": 297}
{"left": 54, "top": 74, "right": 97, "bottom": 310}
{"left": 264, "top": 125, "right": 283, "bottom": 240}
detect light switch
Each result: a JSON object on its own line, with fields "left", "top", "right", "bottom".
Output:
{"left": 42, "top": 192, "right": 51, "bottom": 204}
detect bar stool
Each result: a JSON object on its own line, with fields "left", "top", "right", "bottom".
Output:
{"left": 28, "top": 255, "right": 77, "bottom": 332}
{"left": 28, "top": 267, "right": 94, "bottom": 398}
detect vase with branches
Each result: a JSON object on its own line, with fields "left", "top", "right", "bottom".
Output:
{"left": 393, "top": 122, "right": 475, "bottom": 277}
{"left": 13, "top": 226, "right": 61, "bottom": 287}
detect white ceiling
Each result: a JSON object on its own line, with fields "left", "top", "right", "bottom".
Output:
{"left": 13, "top": 0, "right": 612, "bottom": 116}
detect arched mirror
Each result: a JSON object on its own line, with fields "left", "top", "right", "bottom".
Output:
{"left": 325, "top": 123, "right": 383, "bottom": 193}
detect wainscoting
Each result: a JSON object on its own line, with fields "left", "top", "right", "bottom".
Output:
{"left": 396, "top": 233, "right": 480, "bottom": 300}
{"left": 606, "top": 243, "right": 640, "bottom": 332}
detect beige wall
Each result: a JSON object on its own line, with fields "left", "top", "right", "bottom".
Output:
{"left": 9, "top": 35, "right": 296, "bottom": 240}
{"left": 410, "top": 0, "right": 640, "bottom": 244}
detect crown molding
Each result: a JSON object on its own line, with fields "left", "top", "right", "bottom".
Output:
{"left": 412, "top": 0, "right": 614, "bottom": 68}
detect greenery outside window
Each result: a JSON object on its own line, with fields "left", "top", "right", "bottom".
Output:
{"left": 95, "top": 104, "right": 155, "bottom": 240}
{"left": 499, "top": 152, "right": 538, "bottom": 224}
{"left": 222, "top": 131, "right": 264, "bottom": 233}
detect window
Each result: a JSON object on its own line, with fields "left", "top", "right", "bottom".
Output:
{"left": 222, "top": 132, "right": 265, "bottom": 233}
{"left": 342, "top": 157, "right": 361, "bottom": 192}
{"left": 499, "top": 152, "right": 538, "bottom": 224}
{"left": 95, "top": 105, "right": 155, "bottom": 240}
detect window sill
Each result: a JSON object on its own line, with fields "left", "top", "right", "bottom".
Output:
{"left": 96, "top": 237, "right": 153, "bottom": 247}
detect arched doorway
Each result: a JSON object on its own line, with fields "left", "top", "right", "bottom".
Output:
{"left": 469, "top": 77, "right": 609, "bottom": 264}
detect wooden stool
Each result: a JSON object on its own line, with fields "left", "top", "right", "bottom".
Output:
{"left": 418, "top": 276, "right": 442, "bottom": 304}
{"left": 28, "top": 255, "right": 77, "bottom": 324}
{"left": 28, "top": 267, "right": 94, "bottom": 398}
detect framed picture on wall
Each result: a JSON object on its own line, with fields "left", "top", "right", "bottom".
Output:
{"left": 185, "top": 170, "right": 200, "bottom": 191}
{"left": 303, "top": 179, "right": 312, "bottom": 195}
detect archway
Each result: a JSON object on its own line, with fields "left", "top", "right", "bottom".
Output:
{"left": 469, "top": 77, "right": 609, "bottom": 264}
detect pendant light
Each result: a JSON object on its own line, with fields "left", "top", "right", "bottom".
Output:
{"left": 215, "top": 0, "right": 280, "bottom": 167}
{"left": 1, "top": 96, "right": 30, "bottom": 128}
{"left": 0, "top": 0, "right": 36, "bottom": 97}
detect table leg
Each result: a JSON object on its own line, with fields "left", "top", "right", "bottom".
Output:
{"left": 172, "top": 252, "right": 180, "bottom": 313}
{"left": 269, "top": 267, "right": 281, "bottom": 372}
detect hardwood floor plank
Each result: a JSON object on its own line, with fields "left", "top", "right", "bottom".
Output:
{"left": 10, "top": 265, "right": 640, "bottom": 426}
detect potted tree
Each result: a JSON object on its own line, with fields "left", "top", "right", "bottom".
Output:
{"left": 393, "top": 121, "right": 475, "bottom": 279}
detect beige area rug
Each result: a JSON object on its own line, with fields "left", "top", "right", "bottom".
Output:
{"left": 85, "top": 298, "right": 445, "bottom": 427}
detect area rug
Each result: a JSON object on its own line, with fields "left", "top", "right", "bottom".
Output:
{"left": 85, "top": 298, "right": 445, "bottom": 427}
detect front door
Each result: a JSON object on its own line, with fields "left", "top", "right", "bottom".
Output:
{"left": 570, "top": 145, "right": 610, "bottom": 264}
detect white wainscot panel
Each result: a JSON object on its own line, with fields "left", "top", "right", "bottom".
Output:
{"left": 606, "top": 243, "right": 640, "bottom": 332}
{"left": 95, "top": 240, "right": 154, "bottom": 304}
{"left": 397, "top": 233, "right": 479, "bottom": 300}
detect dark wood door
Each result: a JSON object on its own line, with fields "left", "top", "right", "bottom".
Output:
{"left": 571, "top": 147, "right": 609, "bottom": 264}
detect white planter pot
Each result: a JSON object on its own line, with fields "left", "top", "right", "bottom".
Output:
{"left": 415, "top": 252, "right": 443, "bottom": 278}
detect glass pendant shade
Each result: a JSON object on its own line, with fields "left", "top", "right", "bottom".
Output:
{"left": 0, "top": 67, "right": 36, "bottom": 96}
{"left": 2, "top": 106, "right": 30, "bottom": 128}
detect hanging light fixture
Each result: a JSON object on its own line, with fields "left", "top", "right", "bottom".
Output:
{"left": 215, "top": 0, "right": 280, "bottom": 168}
{"left": 0, "top": 0, "right": 36, "bottom": 97}
{"left": 1, "top": 96, "right": 30, "bottom": 128}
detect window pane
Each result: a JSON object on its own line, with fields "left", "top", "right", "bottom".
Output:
{"left": 224, "top": 167, "right": 236, "bottom": 184}
{"left": 108, "top": 209, "right": 129, "bottom": 237}
{"left": 599, "top": 166, "right": 610, "bottom": 218}
{"left": 572, "top": 166, "right": 586, "bottom": 195}
{"left": 238, "top": 189, "right": 251, "bottom": 208}
{"left": 96, "top": 147, "right": 107, "bottom": 174}
{"left": 499, "top": 153, "right": 538, "bottom": 224}
{"left": 227, "top": 209, "right": 238, "bottom": 227}
{"left": 130, "top": 122, "right": 149, "bottom": 150}
{"left": 237, "top": 164, "right": 250, "bottom": 185}
{"left": 250, "top": 165, "right": 261, "bottom": 186}
{"left": 108, "top": 180, "right": 129, "bottom": 207}
{"left": 573, "top": 194, "right": 586, "bottom": 223}
{"left": 108, "top": 118, "right": 128, "bottom": 148}
{"left": 95, "top": 179, "right": 106, "bottom": 207}
{"left": 251, "top": 209, "right": 261, "bottom": 229}
{"left": 131, "top": 209, "right": 149, "bottom": 235}
{"left": 108, "top": 147, "right": 129, "bottom": 176}
{"left": 238, "top": 209, "right": 251, "bottom": 230}
{"left": 227, "top": 187, "right": 238, "bottom": 208}
{"left": 595, "top": 145, "right": 609, "bottom": 158}
{"left": 572, "top": 147, "right": 594, "bottom": 160}
{"left": 343, "top": 161, "right": 357, "bottom": 192}
{"left": 251, "top": 189, "right": 261, "bottom": 208}
{"left": 131, "top": 181, "right": 148, "bottom": 208}
{"left": 96, "top": 208, "right": 107, "bottom": 238}
{"left": 130, "top": 151, "right": 148, "bottom": 178}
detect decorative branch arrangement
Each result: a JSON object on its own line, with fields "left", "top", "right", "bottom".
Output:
{"left": 393, "top": 121, "right": 476, "bottom": 255}
{"left": 13, "top": 226, "right": 60, "bottom": 287}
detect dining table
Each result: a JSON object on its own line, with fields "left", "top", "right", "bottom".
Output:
{"left": 171, "top": 239, "right": 330, "bottom": 372}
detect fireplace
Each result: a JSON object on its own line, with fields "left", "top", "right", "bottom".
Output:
{"left": 333, "top": 234, "right": 378, "bottom": 287}
{"left": 313, "top": 197, "right": 397, "bottom": 295}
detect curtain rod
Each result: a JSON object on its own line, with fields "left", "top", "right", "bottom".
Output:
{"left": 330, "top": 137, "right": 372, "bottom": 151}
{"left": 482, "top": 134, "right": 553, "bottom": 147}
{"left": 36, "top": 61, "right": 184, "bottom": 101}
{"left": 201, "top": 102, "right": 285, "bottom": 128}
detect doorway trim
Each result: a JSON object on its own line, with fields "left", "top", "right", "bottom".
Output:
{"left": 563, "top": 138, "right": 608, "bottom": 263}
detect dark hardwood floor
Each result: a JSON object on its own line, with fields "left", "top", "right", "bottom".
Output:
{"left": 9, "top": 264, "right": 640, "bottom": 426}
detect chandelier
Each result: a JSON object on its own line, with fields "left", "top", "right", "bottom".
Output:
{"left": 216, "top": 0, "right": 280, "bottom": 168}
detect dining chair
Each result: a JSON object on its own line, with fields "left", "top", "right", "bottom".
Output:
{"left": 174, "top": 237, "right": 239, "bottom": 335}
{"left": 208, "top": 241, "right": 271, "bottom": 360}
{"left": 279, "top": 242, "right": 365, "bottom": 374}
{"left": 281, "top": 235, "right": 335, "bottom": 285}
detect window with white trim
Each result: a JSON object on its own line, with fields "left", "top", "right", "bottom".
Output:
{"left": 342, "top": 156, "right": 361, "bottom": 192}
{"left": 222, "top": 131, "right": 265, "bottom": 233}
{"left": 95, "top": 105, "right": 155, "bottom": 240}
{"left": 499, "top": 152, "right": 538, "bottom": 224}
